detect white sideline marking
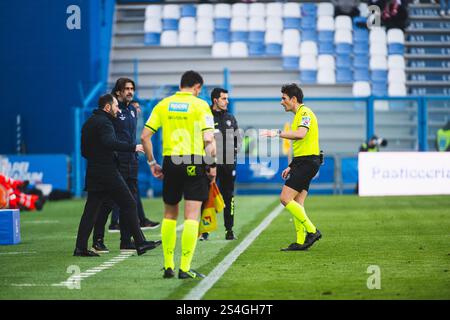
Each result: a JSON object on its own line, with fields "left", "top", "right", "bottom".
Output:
{"left": 184, "top": 204, "right": 284, "bottom": 300}
{"left": 0, "top": 251, "right": 37, "bottom": 255}
{"left": 51, "top": 252, "right": 134, "bottom": 288}
{"left": 23, "top": 220, "right": 59, "bottom": 224}
{"left": 11, "top": 283, "right": 49, "bottom": 287}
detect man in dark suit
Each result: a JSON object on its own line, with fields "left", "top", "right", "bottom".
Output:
{"left": 74, "top": 93, "right": 161, "bottom": 257}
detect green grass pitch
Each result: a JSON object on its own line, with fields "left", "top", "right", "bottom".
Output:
{"left": 0, "top": 195, "right": 449, "bottom": 300}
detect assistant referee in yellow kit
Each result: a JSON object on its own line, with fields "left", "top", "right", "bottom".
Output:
{"left": 140, "top": 71, "right": 217, "bottom": 279}
{"left": 261, "top": 83, "right": 322, "bottom": 251}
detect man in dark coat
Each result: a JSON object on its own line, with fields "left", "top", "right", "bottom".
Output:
{"left": 74, "top": 93, "right": 161, "bottom": 257}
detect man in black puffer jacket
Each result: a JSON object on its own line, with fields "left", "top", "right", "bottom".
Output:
{"left": 74, "top": 93, "right": 161, "bottom": 257}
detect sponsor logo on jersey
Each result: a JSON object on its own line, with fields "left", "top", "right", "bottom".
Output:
{"left": 169, "top": 102, "right": 189, "bottom": 112}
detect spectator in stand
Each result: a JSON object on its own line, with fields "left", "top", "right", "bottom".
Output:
{"left": 438, "top": 0, "right": 450, "bottom": 16}
{"left": 332, "top": 0, "right": 361, "bottom": 18}
{"left": 414, "top": 0, "right": 449, "bottom": 16}
{"left": 382, "top": 0, "right": 409, "bottom": 30}
{"left": 370, "top": 0, "right": 409, "bottom": 30}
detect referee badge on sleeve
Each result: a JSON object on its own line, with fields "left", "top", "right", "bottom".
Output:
{"left": 205, "top": 115, "right": 214, "bottom": 128}
{"left": 301, "top": 116, "right": 311, "bottom": 127}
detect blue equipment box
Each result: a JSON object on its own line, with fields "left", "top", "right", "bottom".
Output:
{"left": 0, "top": 209, "right": 21, "bottom": 245}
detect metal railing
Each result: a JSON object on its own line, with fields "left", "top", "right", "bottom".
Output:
{"left": 71, "top": 63, "right": 449, "bottom": 196}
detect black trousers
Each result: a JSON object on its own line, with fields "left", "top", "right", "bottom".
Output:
{"left": 75, "top": 178, "right": 145, "bottom": 250}
{"left": 93, "top": 176, "right": 144, "bottom": 244}
{"left": 110, "top": 185, "right": 146, "bottom": 224}
{"left": 216, "top": 164, "right": 236, "bottom": 231}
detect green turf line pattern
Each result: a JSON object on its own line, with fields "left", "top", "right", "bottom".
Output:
{"left": 184, "top": 205, "right": 284, "bottom": 300}
{"left": 53, "top": 252, "right": 134, "bottom": 289}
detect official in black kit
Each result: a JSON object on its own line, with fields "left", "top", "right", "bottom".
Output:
{"left": 202, "top": 88, "right": 240, "bottom": 240}
{"left": 92, "top": 78, "right": 159, "bottom": 254}
{"left": 73, "top": 93, "right": 160, "bottom": 257}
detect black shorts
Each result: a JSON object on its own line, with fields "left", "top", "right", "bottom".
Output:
{"left": 285, "top": 156, "right": 320, "bottom": 193}
{"left": 162, "top": 156, "right": 210, "bottom": 205}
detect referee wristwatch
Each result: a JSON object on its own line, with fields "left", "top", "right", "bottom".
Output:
{"left": 147, "top": 159, "right": 157, "bottom": 167}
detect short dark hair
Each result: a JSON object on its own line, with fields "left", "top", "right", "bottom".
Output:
{"left": 111, "top": 78, "right": 135, "bottom": 97}
{"left": 281, "top": 83, "right": 304, "bottom": 103}
{"left": 210, "top": 87, "right": 228, "bottom": 105}
{"left": 98, "top": 93, "right": 115, "bottom": 109}
{"left": 180, "top": 70, "right": 204, "bottom": 88}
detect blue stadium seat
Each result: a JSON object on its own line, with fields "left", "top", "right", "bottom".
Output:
{"left": 283, "top": 57, "right": 299, "bottom": 70}
{"left": 319, "top": 42, "right": 334, "bottom": 54}
{"left": 336, "top": 43, "right": 352, "bottom": 55}
{"left": 302, "top": 30, "right": 318, "bottom": 42}
{"left": 214, "top": 18, "right": 231, "bottom": 30}
{"left": 300, "top": 70, "right": 317, "bottom": 84}
{"left": 411, "top": 8, "right": 439, "bottom": 16}
{"left": 248, "top": 31, "right": 265, "bottom": 43}
{"left": 302, "top": 3, "right": 317, "bottom": 17}
{"left": 144, "top": 32, "right": 161, "bottom": 45}
{"left": 353, "top": 17, "right": 367, "bottom": 29}
{"left": 231, "top": 31, "right": 248, "bottom": 42}
{"left": 353, "top": 54, "right": 369, "bottom": 68}
{"left": 162, "top": 19, "right": 179, "bottom": 31}
{"left": 353, "top": 42, "right": 369, "bottom": 55}
{"left": 283, "top": 17, "right": 301, "bottom": 30}
{"left": 354, "top": 28, "right": 369, "bottom": 43}
{"left": 214, "top": 30, "right": 230, "bottom": 43}
{"left": 318, "top": 31, "right": 334, "bottom": 42}
{"left": 301, "top": 17, "right": 316, "bottom": 31}
{"left": 388, "top": 43, "right": 405, "bottom": 55}
{"left": 266, "top": 43, "right": 282, "bottom": 56}
{"left": 181, "top": 4, "right": 196, "bottom": 17}
{"left": 371, "top": 70, "right": 388, "bottom": 82}
{"left": 336, "top": 68, "right": 353, "bottom": 83}
{"left": 249, "top": 43, "right": 265, "bottom": 56}
{"left": 354, "top": 68, "right": 370, "bottom": 81}
{"left": 372, "top": 81, "right": 388, "bottom": 96}
{"left": 336, "top": 54, "right": 352, "bottom": 68}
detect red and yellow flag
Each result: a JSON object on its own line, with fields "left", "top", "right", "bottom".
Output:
{"left": 198, "top": 182, "right": 225, "bottom": 236}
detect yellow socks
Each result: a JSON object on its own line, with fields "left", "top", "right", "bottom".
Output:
{"left": 293, "top": 218, "right": 306, "bottom": 244}
{"left": 285, "top": 200, "right": 317, "bottom": 234}
{"left": 180, "top": 219, "right": 199, "bottom": 272}
{"left": 161, "top": 218, "right": 177, "bottom": 270}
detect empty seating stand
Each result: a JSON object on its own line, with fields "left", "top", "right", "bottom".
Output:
{"left": 136, "top": 1, "right": 449, "bottom": 97}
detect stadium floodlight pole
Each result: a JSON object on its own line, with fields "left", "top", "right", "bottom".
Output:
{"left": 366, "top": 96, "right": 375, "bottom": 142}
{"left": 134, "top": 58, "right": 139, "bottom": 98}
{"left": 74, "top": 107, "right": 82, "bottom": 198}
{"left": 16, "top": 114, "right": 21, "bottom": 154}
{"left": 418, "top": 97, "right": 428, "bottom": 151}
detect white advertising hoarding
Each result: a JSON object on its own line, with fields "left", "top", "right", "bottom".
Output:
{"left": 358, "top": 152, "right": 450, "bottom": 196}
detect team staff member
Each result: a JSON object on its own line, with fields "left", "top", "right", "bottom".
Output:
{"left": 206, "top": 88, "right": 240, "bottom": 241}
{"left": 141, "top": 70, "right": 217, "bottom": 279}
{"left": 436, "top": 121, "right": 450, "bottom": 151}
{"left": 261, "top": 83, "right": 322, "bottom": 251}
{"left": 74, "top": 93, "right": 160, "bottom": 257}
{"left": 92, "top": 79, "right": 159, "bottom": 254}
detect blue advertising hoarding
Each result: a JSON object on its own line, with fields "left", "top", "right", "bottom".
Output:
{"left": 0, "top": 155, "right": 69, "bottom": 190}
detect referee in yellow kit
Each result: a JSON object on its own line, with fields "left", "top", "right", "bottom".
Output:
{"left": 261, "top": 83, "right": 322, "bottom": 251}
{"left": 140, "top": 71, "right": 216, "bottom": 279}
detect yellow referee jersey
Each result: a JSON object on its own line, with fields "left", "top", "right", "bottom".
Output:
{"left": 291, "top": 104, "right": 320, "bottom": 157}
{"left": 145, "top": 91, "right": 214, "bottom": 156}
